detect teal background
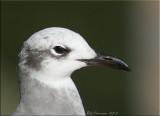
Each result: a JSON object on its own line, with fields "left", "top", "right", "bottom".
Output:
{"left": 1, "top": 1, "right": 159, "bottom": 115}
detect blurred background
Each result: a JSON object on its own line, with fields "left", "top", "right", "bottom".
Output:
{"left": 1, "top": 1, "right": 159, "bottom": 115}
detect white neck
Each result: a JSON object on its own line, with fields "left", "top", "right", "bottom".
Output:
{"left": 12, "top": 73, "right": 85, "bottom": 115}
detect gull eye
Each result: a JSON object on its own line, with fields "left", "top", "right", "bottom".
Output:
{"left": 53, "top": 46, "right": 67, "bottom": 54}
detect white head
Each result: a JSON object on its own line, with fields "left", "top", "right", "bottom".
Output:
{"left": 18, "top": 27, "right": 130, "bottom": 83}
{"left": 18, "top": 27, "right": 96, "bottom": 80}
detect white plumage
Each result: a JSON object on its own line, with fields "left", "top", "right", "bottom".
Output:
{"left": 12, "top": 27, "right": 131, "bottom": 115}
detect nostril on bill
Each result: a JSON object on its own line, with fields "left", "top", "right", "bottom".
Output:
{"left": 102, "top": 57, "right": 113, "bottom": 61}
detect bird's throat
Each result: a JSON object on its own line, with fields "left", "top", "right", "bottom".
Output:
{"left": 14, "top": 76, "right": 85, "bottom": 115}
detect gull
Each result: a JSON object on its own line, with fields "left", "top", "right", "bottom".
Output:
{"left": 12, "top": 27, "right": 131, "bottom": 115}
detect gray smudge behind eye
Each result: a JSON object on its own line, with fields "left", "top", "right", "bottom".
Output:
{"left": 24, "top": 48, "right": 70, "bottom": 71}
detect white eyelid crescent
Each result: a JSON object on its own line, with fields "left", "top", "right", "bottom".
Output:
{"left": 50, "top": 49, "right": 62, "bottom": 56}
{"left": 51, "top": 44, "right": 66, "bottom": 56}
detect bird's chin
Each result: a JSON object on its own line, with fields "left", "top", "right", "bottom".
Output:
{"left": 72, "top": 61, "right": 88, "bottom": 70}
{"left": 58, "top": 61, "right": 88, "bottom": 77}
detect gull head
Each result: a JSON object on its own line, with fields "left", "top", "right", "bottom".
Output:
{"left": 18, "top": 27, "right": 131, "bottom": 80}
{"left": 14, "top": 27, "right": 131, "bottom": 115}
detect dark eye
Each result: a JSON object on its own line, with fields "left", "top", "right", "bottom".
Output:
{"left": 53, "top": 46, "right": 67, "bottom": 54}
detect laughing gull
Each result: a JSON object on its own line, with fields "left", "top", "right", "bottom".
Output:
{"left": 12, "top": 27, "right": 131, "bottom": 115}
